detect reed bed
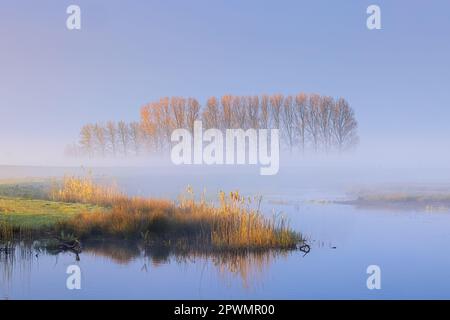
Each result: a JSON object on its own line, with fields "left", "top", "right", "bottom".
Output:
{"left": 51, "top": 176, "right": 126, "bottom": 206}
{"left": 0, "top": 221, "right": 13, "bottom": 241}
{"left": 53, "top": 177, "right": 301, "bottom": 250}
{"left": 0, "top": 221, "right": 35, "bottom": 242}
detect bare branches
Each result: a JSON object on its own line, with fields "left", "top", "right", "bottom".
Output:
{"left": 129, "top": 122, "right": 142, "bottom": 155}
{"left": 281, "top": 95, "right": 296, "bottom": 153}
{"left": 332, "top": 98, "right": 359, "bottom": 152}
{"left": 269, "top": 94, "right": 283, "bottom": 129}
{"left": 118, "top": 121, "right": 129, "bottom": 156}
{"left": 73, "top": 93, "right": 359, "bottom": 158}
{"left": 186, "top": 98, "right": 201, "bottom": 134}
{"left": 202, "top": 97, "right": 220, "bottom": 129}
{"left": 79, "top": 124, "right": 95, "bottom": 157}
{"left": 294, "top": 93, "right": 308, "bottom": 153}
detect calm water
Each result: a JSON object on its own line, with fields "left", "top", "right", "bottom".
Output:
{"left": 1, "top": 168, "right": 450, "bottom": 299}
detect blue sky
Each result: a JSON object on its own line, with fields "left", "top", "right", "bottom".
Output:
{"left": 0, "top": 0, "right": 449, "bottom": 165}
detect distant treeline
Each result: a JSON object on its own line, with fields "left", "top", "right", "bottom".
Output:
{"left": 66, "top": 93, "right": 358, "bottom": 157}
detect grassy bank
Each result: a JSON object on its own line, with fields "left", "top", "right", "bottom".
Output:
{"left": 0, "top": 197, "right": 105, "bottom": 228}
{"left": 0, "top": 179, "right": 52, "bottom": 200}
{"left": 1, "top": 177, "right": 302, "bottom": 251}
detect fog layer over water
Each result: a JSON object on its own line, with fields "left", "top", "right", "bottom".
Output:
{"left": 1, "top": 162, "right": 450, "bottom": 299}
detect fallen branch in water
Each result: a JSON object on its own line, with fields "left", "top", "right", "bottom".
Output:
{"left": 298, "top": 243, "right": 311, "bottom": 256}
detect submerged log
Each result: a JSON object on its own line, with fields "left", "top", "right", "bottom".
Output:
{"left": 57, "top": 239, "right": 82, "bottom": 253}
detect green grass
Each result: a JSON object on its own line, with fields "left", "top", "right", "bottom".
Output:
{"left": 0, "top": 179, "right": 52, "bottom": 200}
{"left": 0, "top": 197, "right": 106, "bottom": 228}
{"left": 52, "top": 178, "right": 302, "bottom": 250}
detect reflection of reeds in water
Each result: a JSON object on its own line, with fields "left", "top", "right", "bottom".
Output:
{"left": 177, "top": 250, "right": 286, "bottom": 290}
{"left": 1, "top": 241, "right": 292, "bottom": 291}
{"left": 82, "top": 241, "right": 142, "bottom": 265}
{"left": 0, "top": 242, "right": 34, "bottom": 297}
{"left": 82, "top": 242, "right": 288, "bottom": 289}
{"left": 0, "top": 221, "right": 36, "bottom": 242}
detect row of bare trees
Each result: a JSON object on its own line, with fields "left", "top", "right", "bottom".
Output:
{"left": 67, "top": 93, "right": 358, "bottom": 157}
{"left": 66, "top": 121, "right": 143, "bottom": 158}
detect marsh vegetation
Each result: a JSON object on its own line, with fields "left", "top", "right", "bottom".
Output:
{"left": 341, "top": 187, "right": 450, "bottom": 212}
{"left": 0, "top": 177, "right": 302, "bottom": 252}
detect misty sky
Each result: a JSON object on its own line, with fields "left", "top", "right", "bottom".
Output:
{"left": 1, "top": 0, "right": 449, "bottom": 166}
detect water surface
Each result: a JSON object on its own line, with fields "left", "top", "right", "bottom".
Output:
{"left": 1, "top": 168, "right": 450, "bottom": 299}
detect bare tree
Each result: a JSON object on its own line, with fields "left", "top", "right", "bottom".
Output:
{"left": 294, "top": 93, "right": 308, "bottom": 153}
{"left": 306, "top": 94, "right": 321, "bottom": 151}
{"left": 220, "top": 95, "right": 233, "bottom": 129}
{"left": 318, "top": 96, "right": 334, "bottom": 152}
{"left": 186, "top": 98, "right": 200, "bottom": 134}
{"left": 260, "top": 94, "right": 270, "bottom": 128}
{"left": 91, "top": 124, "right": 106, "bottom": 156}
{"left": 117, "top": 121, "right": 130, "bottom": 156}
{"left": 281, "top": 95, "right": 296, "bottom": 152}
{"left": 246, "top": 95, "right": 260, "bottom": 129}
{"left": 232, "top": 96, "right": 247, "bottom": 129}
{"left": 106, "top": 121, "right": 118, "bottom": 156}
{"left": 159, "top": 97, "right": 174, "bottom": 149}
{"left": 269, "top": 94, "right": 283, "bottom": 129}
{"left": 140, "top": 102, "right": 157, "bottom": 152}
{"left": 79, "top": 124, "right": 95, "bottom": 157}
{"left": 332, "top": 98, "right": 359, "bottom": 152}
{"left": 202, "top": 97, "right": 220, "bottom": 129}
{"left": 129, "top": 122, "right": 142, "bottom": 155}
{"left": 171, "top": 97, "right": 186, "bottom": 129}
{"left": 141, "top": 100, "right": 171, "bottom": 152}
